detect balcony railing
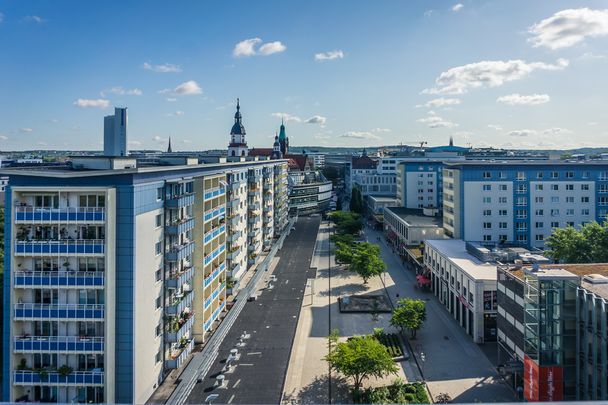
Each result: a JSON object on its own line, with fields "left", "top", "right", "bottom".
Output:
{"left": 226, "top": 246, "right": 242, "bottom": 260}
{"left": 204, "top": 224, "right": 226, "bottom": 244}
{"left": 166, "top": 290, "right": 194, "bottom": 316}
{"left": 166, "top": 192, "right": 195, "bottom": 209}
{"left": 14, "top": 271, "right": 104, "bottom": 288}
{"left": 13, "top": 370, "right": 104, "bottom": 386}
{"left": 204, "top": 262, "right": 225, "bottom": 288}
{"left": 204, "top": 206, "right": 226, "bottom": 222}
{"left": 204, "top": 244, "right": 226, "bottom": 266}
{"left": 15, "top": 240, "right": 105, "bottom": 256}
{"left": 204, "top": 187, "right": 226, "bottom": 201}
{"left": 15, "top": 206, "right": 105, "bottom": 222}
{"left": 165, "top": 240, "right": 195, "bottom": 262}
{"left": 166, "top": 338, "right": 194, "bottom": 369}
{"left": 14, "top": 304, "right": 105, "bottom": 320}
{"left": 204, "top": 301, "right": 226, "bottom": 331}
{"left": 166, "top": 265, "right": 195, "bottom": 289}
{"left": 166, "top": 217, "right": 195, "bottom": 235}
{"left": 13, "top": 336, "right": 104, "bottom": 353}
{"left": 165, "top": 314, "right": 194, "bottom": 343}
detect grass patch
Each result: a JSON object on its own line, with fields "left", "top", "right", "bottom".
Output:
{"left": 355, "top": 380, "right": 430, "bottom": 404}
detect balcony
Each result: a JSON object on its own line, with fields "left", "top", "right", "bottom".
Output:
{"left": 204, "top": 224, "right": 226, "bottom": 244}
{"left": 248, "top": 215, "right": 261, "bottom": 225}
{"left": 13, "top": 370, "right": 104, "bottom": 386}
{"left": 14, "top": 304, "right": 105, "bottom": 320}
{"left": 249, "top": 228, "right": 261, "bottom": 239}
{"left": 249, "top": 202, "right": 261, "bottom": 211}
{"left": 227, "top": 214, "right": 240, "bottom": 227}
{"left": 248, "top": 240, "right": 261, "bottom": 252}
{"left": 13, "top": 336, "right": 104, "bottom": 353}
{"left": 15, "top": 240, "right": 105, "bottom": 256}
{"left": 165, "top": 240, "right": 195, "bottom": 262}
{"left": 230, "top": 262, "right": 242, "bottom": 276}
{"left": 14, "top": 271, "right": 104, "bottom": 288}
{"left": 166, "top": 265, "right": 195, "bottom": 289}
{"left": 166, "top": 217, "right": 195, "bottom": 235}
{"left": 15, "top": 206, "right": 105, "bottom": 223}
{"left": 204, "top": 300, "right": 226, "bottom": 331}
{"left": 227, "top": 198, "right": 240, "bottom": 208}
{"left": 204, "top": 244, "right": 226, "bottom": 266}
{"left": 204, "top": 187, "right": 226, "bottom": 201}
{"left": 226, "top": 230, "right": 242, "bottom": 243}
{"left": 165, "top": 313, "right": 194, "bottom": 343}
{"left": 166, "top": 339, "right": 194, "bottom": 369}
{"left": 204, "top": 262, "right": 225, "bottom": 288}
{"left": 166, "top": 192, "right": 195, "bottom": 209}
{"left": 204, "top": 206, "right": 226, "bottom": 222}
{"left": 204, "top": 282, "right": 225, "bottom": 310}
{"left": 248, "top": 189, "right": 259, "bottom": 197}
{"left": 166, "top": 290, "right": 194, "bottom": 316}
{"left": 226, "top": 245, "right": 242, "bottom": 260}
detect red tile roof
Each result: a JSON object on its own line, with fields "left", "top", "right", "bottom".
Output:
{"left": 352, "top": 155, "right": 377, "bottom": 169}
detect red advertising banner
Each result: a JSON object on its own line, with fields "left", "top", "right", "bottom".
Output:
{"left": 524, "top": 355, "right": 564, "bottom": 402}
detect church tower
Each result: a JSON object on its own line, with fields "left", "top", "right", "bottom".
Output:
{"left": 278, "top": 118, "right": 289, "bottom": 156}
{"left": 167, "top": 136, "right": 172, "bottom": 153}
{"left": 227, "top": 98, "right": 248, "bottom": 157}
{"left": 271, "top": 132, "right": 283, "bottom": 159}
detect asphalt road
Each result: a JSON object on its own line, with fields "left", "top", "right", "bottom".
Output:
{"left": 187, "top": 216, "right": 321, "bottom": 404}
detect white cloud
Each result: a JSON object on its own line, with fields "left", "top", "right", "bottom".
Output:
{"left": 314, "top": 133, "right": 331, "bottom": 140}
{"left": 168, "top": 110, "right": 185, "bottom": 117}
{"left": 73, "top": 98, "right": 110, "bottom": 108}
{"left": 233, "top": 38, "right": 286, "bottom": 57}
{"left": 258, "top": 41, "right": 286, "bottom": 55}
{"left": 128, "top": 140, "right": 142, "bottom": 147}
{"left": 182, "top": 139, "right": 191, "bottom": 144}
{"left": 580, "top": 52, "right": 607, "bottom": 60}
{"left": 305, "top": 115, "right": 327, "bottom": 125}
{"left": 488, "top": 124, "right": 503, "bottom": 131}
{"left": 0, "top": 12, "right": 4, "bottom": 23}
{"left": 142, "top": 62, "right": 182, "bottom": 73}
{"left": 417, "top": 111, "right": 457, "bottom": 128}
{"left": 372, "top": 128, "right": 391, "bottom": 133}
{"left": 497, "top": 93, "right": 550, "bottom": 106}
{"left": 340, "top": 131, "right": 381, "bottom": 140}
{"left": 528, "top": 8, "right": 608, "bottom": 50}
{"left": 508, "top": 129, "right": 537, "bottom": 137}
{"left": 314, "top": 50, "right": 344, "bottom": 62}
{"left": 452, "top": 3, "right": 464, "bottom": 12}
{"left": 159, "top": 80, "right": 202, "bottom": 96}
{"left": 508, "top": 127, "right": 571, "bottom": 137}
{"left": 152, "top": 135, "right": 167, "bottom": 143}
{"left": 588, "top": 122, "right": 599, "bottom": 126}
{"left": 0, "top": 134, "right": 8, "bottom": 140}
{"left": 20, "top": 128, "right": 33, "bottom": 133}
{"left": 422, "top": 58, "right": 568, "bottom": 95}
{"left": 101, "top": 86, "right": 143, "bottom": 97}
{"left": 271, "top": 112, "right": 301, "bottom": 123}
{"left": 166, "top": 98, "right": 177, "bottom": 102}
{"left": 24, "top": 15, "right": 44, "bottom": 23}
{"left": 424, "top": 10, "right": 434, "bottom": 17}
{"left": 417, "top": 97, "right": 461, "bottom": 108}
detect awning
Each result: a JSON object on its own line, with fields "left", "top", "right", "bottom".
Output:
{"left": 416, "top": 275, "right": 431, "bottom": 285}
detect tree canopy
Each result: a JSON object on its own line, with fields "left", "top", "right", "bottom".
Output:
{"left": 546, "top": 221, "right": 608, "bottom": 263}
{"left": 350, "top": 243, "right": 385, "bottom": 283}
{"left": 390, "top": 298, "right": 427, "bottom": 339}
{"left": 350, "top": 187, "right": 364, "bottom": 214}
{"left": 325, "top": 335, "right": 398, "bottom": 393}
{"left": 330, "top": 211, "right": 363, "bottom": 235}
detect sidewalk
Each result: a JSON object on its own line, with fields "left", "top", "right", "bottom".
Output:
{"left": 363, "top": 225, "right": 515, "bottom": 403}
{"left": 282, "top": 221, "right": 413, "bottom": 404}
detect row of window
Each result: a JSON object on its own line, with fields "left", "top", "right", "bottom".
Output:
{"left": 482, "top": 183, "right": 592, "bottom": 191}
{"left": 483, "top": 208, "right": 591, "bottom": 217}
{"left": 483, "top": 196, "right": 593, "bottom": 205}
{"left": 481, "top": 170, "right": 608, "bottom": 180}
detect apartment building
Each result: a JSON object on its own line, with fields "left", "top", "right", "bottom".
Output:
{"left": 395, "top": 159, "right": 456, "bottom": 209}
{"left": 497, "top": 263, "right": 608, "bottom": 401}
{"left": 1, "top": 155, "right": 289, "bottom": 404}
{"left": 443, "top": 161, "right": 608, "bottom": 248}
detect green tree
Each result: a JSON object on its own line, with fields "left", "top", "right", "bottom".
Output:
{"left": 335, "top": 241, "right": 356, "bottom": 264}
{"left": 546, "top": 221, "right": 608, "bottom": 263}
{"left": 350, "top": 243, "right": 385, "bottom": 283}
{"left": 325, "top": 335, "right": 398, "bottom": 396}
{"left": 330, "top": 211, "right": 363, "bottom": 235}
{"left": 350, "top": 187, "right": 364, "bottom": 214}
{"left": 390, "top": 298, "right": 427, "bottom": 339}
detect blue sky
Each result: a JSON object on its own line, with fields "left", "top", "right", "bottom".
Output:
{"left": 1, "top": 0, "right": 607, "bottom": 151}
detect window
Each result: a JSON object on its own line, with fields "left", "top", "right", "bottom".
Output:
{"left": 156, "top": 187, "right": 164, "bottom": 201}
{"left": 483, "top": 209, "right": 492, "bottom": 216}
{"left": 155, "top": 296, "right": 161, "bottom": 309}
{"left": 499, "top": 184, "right": 508, "bottom": 191}
{"left": 156, "top": 350, "right": 161, "bottom": 364}
{"left": 155, "top": 214, "right": 162, "bottom": 228}
{"left": 566, "top": 196, "right": 574, "bottom": 203}
{"left": 499, "top": 197, "right": 508, "bottom": 204}
{"left": 499, "top": 172, "right": 507, "bottom": 179}
{"left": 483, "top": 197, "right": 492, "bottom": 204}
{"left": 582, "top": 208, "right": 590, "bottom": 216}
{"left": 535, "top": 234, "right": 544, "bottom": 241}
{"left": 535, "top": 197, "right": 544, "bottom": 203}
{"left": 551, "top": 171, "right": 558, "bottom": 179}
{"left": 483, "top": 235, "right": 492, "bottom": 241}
{"left": 517, "top": 234, "right": 528, "bottom": 242}
{"left": 499, "top": 209, "right": 507, "bottom": 216}
{"left": 499, "top": 222, "right": 508, "bottom": 229}
{"left": 566, "top": 208, "right": 575, "bottom": 216}
{"left": 516, "top": 197, "right": 527, "bottom": 206}
{"left": 551, "top": 221, "right": 559, "bottom": 228}
{"left": 581, "top": 196, "right": 589, "bottom": 203}
{"left": 535, "top": 209, "right": 544, "bottom": 216}
{"left": 536, "top": 171, "right": 544, "bottom": 179}
{"left": 155, "top": 269, "right": 161, "bottom": 282}
{"left": 535, "top": 184, "right": 544, "bottom": 191}
{"left": 156, "top": 324, "right": 161, "bottom": 337}
{"left": 483, "top": 184, "right": 492, "bottom": 191}
{"left": 499, "top": 234, "right": 508, "bottom": 242}
{"left": 566, "top": 221, "right": 575, "bottom": 227}
{"left": 551, "top": 196, "right": 559, "bottom": 203}
{"left": 566, "top": 171, "right": 574, "bottom": 178}
{"left": 551, "top": 209, "right": 560, "bottom": 216}
{"left": 566, "top": 184, "right": 574, "bottom": 191}
{"left": 551, "top": 184, "right": 559, "bottom": 191}
{"left": 483, "top": 171, "right": 491, "bottom": 179}
{"left": 581, "top": 184, "right": 590, "bottom": 191}
{"left": 483, "top": 222, "right": 492, "bottom": 229}
{"left": 535, "top": 222, "right": 544, "bottom": 229}
{"left": 516, "top": 172, "right": 526, "bottom": 180}
{"left": 516, "top": 210, "right": 527, "bottom": 219}
{"left": 155, "top": 242, "right": 162, "bottom": 255}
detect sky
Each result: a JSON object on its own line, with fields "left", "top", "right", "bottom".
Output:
{"left": 1, "top": 0, "right": 608, "bottom": 151}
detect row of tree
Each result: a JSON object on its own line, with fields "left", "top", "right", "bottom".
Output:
{"left": 546, "top": 221, "right": 608, "bottom": 263}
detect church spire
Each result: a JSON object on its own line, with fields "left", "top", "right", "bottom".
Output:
{"left": 167, "top": 136, "right": 172, "bottom": 153}
{"left": 449, "top": 135, "right": 454, "bottom": 147}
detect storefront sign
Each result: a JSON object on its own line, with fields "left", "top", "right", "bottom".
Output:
{"left": 524, "top": 355, "right": 563, "bottom": 402}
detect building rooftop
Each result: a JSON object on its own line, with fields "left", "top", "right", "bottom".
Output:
{"left": 385, "top": 207, "right": 443, "bottom": 228}
{"left": 426, "top": 239, "right": 498, "bottom": 281}
{"left": 444, "top": 159, "right": 608, "bottom": 167}
{"left": 368, "top": 195, "right": 399, "bottom": 204}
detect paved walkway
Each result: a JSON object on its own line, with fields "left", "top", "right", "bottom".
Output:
{"left": 363, "top": 226, "right": 515, "bottom": 403}
{"left": 283, "top": 221, "right": 416, "bottom": 404}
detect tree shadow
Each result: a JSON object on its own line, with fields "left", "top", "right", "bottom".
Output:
{"left": 317, "top": 282, "right": 368, "bottom": 297}
{"left": 283, "top": 374, "right": 351, "bottom": 404}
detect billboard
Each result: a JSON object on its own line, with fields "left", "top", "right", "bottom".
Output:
{"left": 524, "top": 355, "right": 563, "bottom": 402}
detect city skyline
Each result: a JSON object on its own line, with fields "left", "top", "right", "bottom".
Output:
{"left": 1, "top": 0, "right": 608, "bottom": 151}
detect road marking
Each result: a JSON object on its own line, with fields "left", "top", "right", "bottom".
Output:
{"left": 233, "top": 379, "right": 241, "bottom": 388}
{"left": 228, "top": 394, "right": 235, "bottom": 403}
{"left": 240, "top": 363, "right": 254, "bottom": 366}
{"left": 247, "top": 351, "right": 262, "bottom": 355}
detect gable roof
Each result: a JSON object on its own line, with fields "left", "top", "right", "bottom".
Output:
{"left": 352, "top": 155, "right": 377, "bottom": 170}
